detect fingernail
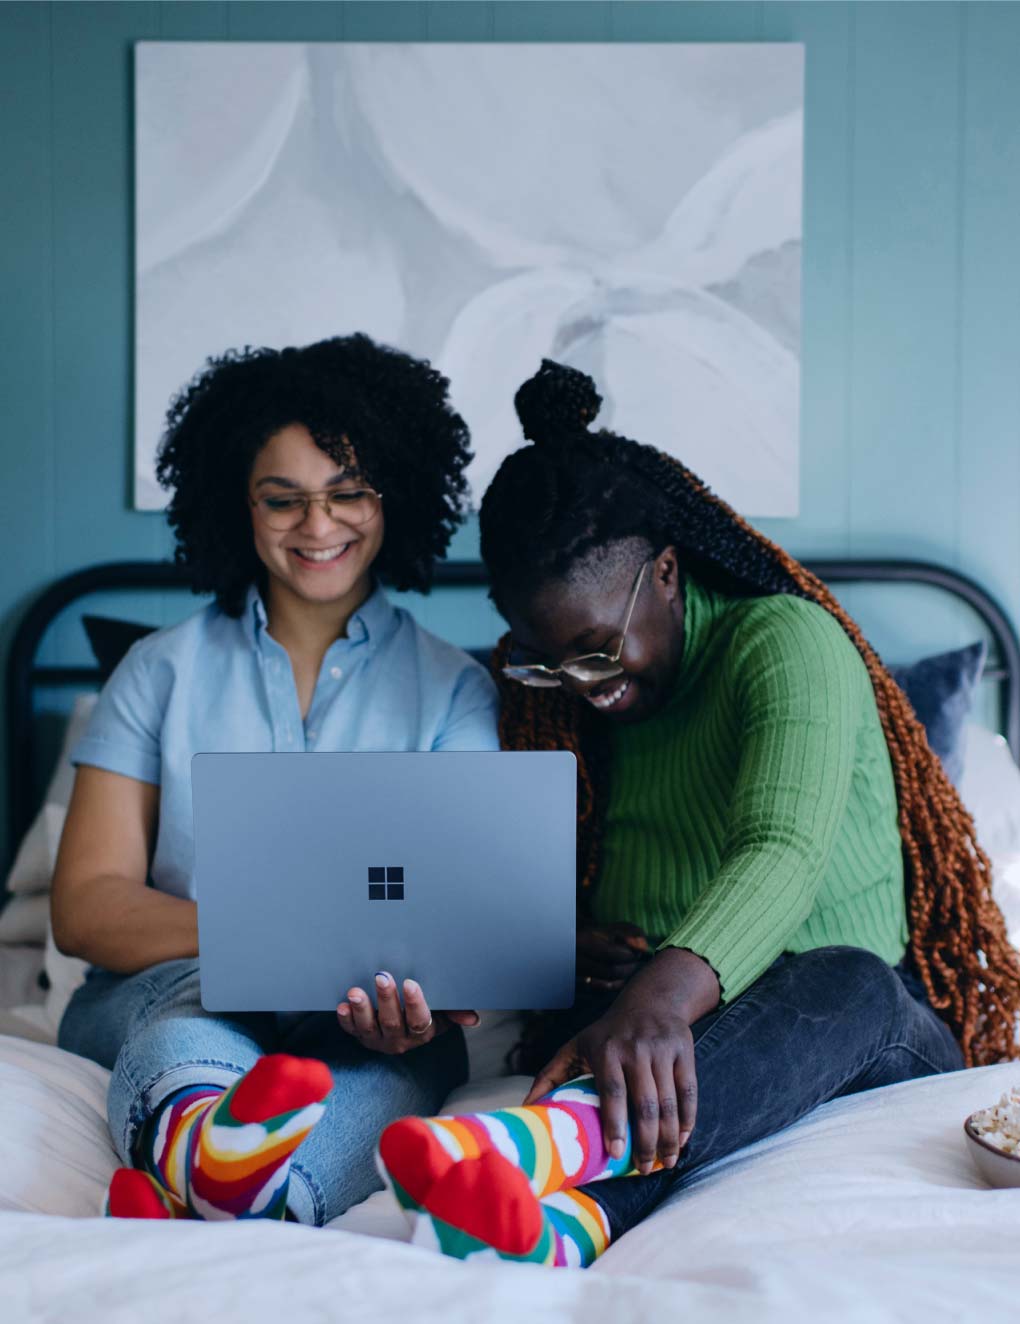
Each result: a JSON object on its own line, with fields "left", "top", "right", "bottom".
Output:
{"left": 403, "top": 979, "right": 420, "bottom": 996}
{"left": 348, "top": 992, "right": 364, "bottom": 1005}
{"left": 375, "top": 972, "right": 390, "bottom": 989}
{"left": 610, "top": 1140, "right": 625, "bottom": 1159}
{"left": 338, "top": 1005, "right": 350, "bottom": 1018}
{"left": 664, "top": 1154, "right": 678, "bottom": 1169}
{"left": 678, "top": 1131, "right": 691, "bottom": 1149}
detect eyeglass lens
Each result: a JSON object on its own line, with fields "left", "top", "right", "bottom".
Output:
{"left": 256, "top": 489, "right": 379, "bottom": 530}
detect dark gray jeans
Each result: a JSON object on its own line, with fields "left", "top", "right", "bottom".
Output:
{"left": 526, "top": 945, "right": 965, "bottom": 1240}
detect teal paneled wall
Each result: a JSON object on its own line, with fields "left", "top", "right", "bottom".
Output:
{"left": 3, "top": 2, "right": 1020, "bottom": 858}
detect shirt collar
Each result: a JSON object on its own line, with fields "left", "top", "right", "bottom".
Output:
{"left": 240, "top": 579, "right": 396, "bottom": 652}
{"left": 343, "top": 580, "right": 396, "bottom": 649}
{"left": 242, "top": 584, "right": 267, "bottom": 650}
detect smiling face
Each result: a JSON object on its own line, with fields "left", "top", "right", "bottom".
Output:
{"left": 249, "top": 423, "right": 385, "bottom": 614}
{"left": 503, "top": 545, "right": 687, "bottom": 724}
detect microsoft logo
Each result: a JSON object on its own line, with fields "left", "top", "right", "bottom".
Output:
{"left": 368, "top": 866, "right": 404, "bottom": 901}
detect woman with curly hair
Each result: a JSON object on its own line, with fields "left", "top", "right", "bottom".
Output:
{"left": 52, "top": 334, "right": 497, "bottom": 1225}
{"left": 376, "top": 359, "right": 1020, "bottom": 1269}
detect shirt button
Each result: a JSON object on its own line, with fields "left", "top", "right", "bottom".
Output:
{"left": 330, "top": 666, "right": 342, "bottom": 680}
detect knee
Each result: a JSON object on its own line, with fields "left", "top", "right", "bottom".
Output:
{"left": 792, "top": 946, "right": 903, "bottom": 1017}
{"left": 143, "top": 959, "right": 203, "bottom": 1013}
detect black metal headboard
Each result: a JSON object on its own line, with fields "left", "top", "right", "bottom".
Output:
{"left": 7, "top": 557, "right": 1020, "bottom": 860}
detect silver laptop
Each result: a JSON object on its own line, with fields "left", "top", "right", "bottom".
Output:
{"left": 192, "top": 751, "right": 577, "bottom": 1013}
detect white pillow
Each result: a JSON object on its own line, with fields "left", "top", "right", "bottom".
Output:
{"left": 44, "top": 927, "right": 89, "bottom": 1033}
{"left": 4, "top": 804, "right": 68, "bottom": 899}
{"left": 0, "top": 893, "right": 50, "bottom": 945}
{"left": 0, "top": 1034, "right": 116, "bottom": 1215}
{"left": 4, "top": 811, "right": 52, "bottom": 898}
{"left": 989, "top": 853, "right": 1020, "bottom": 950}
{"left": 0, "top": 805, "right": 67, "bottom": 944}
{"left": 4, "top": 695, "right": 95, "bottom": 895}
{"left": 959, "top": 721, "right": 1020, "bottom": 858}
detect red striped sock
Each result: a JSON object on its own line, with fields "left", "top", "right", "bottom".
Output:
{"left": 142, "top": 1054, "right": 334, "bottom": 1221}
{"left": 106, "top": 1168, "right": 190, "bottom": 1220}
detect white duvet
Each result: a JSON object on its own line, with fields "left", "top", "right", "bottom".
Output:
{"left": 1, "top": 1033, "right": 1019, "bottom": 1323}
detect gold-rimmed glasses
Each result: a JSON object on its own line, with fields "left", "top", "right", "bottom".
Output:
{"left": 250, "top": 484, "right": 383, "bottom": 531}
{"left": 502, "top": 560, "right": 651, "bottom": 688}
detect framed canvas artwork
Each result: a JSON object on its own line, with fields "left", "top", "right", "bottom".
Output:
{"left": 135, "top": 42, "right": 804, "bottom": 517}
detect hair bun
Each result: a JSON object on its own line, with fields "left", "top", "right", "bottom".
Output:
{"left": 513, "top": 359, "right": 603, "bottom": 446}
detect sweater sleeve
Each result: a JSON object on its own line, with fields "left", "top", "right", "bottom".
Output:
{"left": 658, "top": 599, "right": 866, "bottom": 1001}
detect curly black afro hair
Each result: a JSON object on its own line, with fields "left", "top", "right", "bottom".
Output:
{"left": 155, "top": 334, "right": 473, "bottom": 616}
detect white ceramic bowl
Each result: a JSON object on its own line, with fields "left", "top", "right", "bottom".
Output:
{"left": 964, "top": 1115, "right": 1020, "bottom": 1188}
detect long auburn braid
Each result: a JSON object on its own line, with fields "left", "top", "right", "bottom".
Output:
{"left": 482, "top": 360, "right": 1020, "bottom": 1067}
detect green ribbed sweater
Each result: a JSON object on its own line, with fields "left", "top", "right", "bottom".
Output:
{"left": 594, "top": 575, "right": 909, "bottom": 1001}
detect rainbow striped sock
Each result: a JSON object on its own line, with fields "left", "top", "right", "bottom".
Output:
{"left": 377, "top": 1075, "right": 648, "bottom": 1267}
{"left": 138, "top": 1054, "right": 333, "bottom": 1221}
{"left": 406, "top": 1150, "right": 611, "bottom": 1267}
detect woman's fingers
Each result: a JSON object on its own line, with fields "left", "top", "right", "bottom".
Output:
{"left": 444, "top": 1009, "right": 481, "bottom": 1027}
{"left": 523, "top": 1043, "right": 578, "bottom": 1105}
{"left": 593, "top": 1046, "right": 630, "bottom": 1160}
{"left": 346, "top": 985, "right": 378, "bottom": 1038}
{"left": 578, "top": 954, "right": 643, "bottom": 980}
{"left": 578, "top": 924, "right": 650, "bottom": 961}
{"left": 577, "top": 935, "right": 639, "bottom": 966}
{"left": 623, "top": 1055, "right": 661, "bottom": 1174}
{"left": 576, "top": 931, "right": 649, "bottom": 984}
{"left": 674, "top": 1051, "right": 698, "bottom": 1151}
{"left": 337, "top": 977, "right": 481, "bottom": 1053}
{"left": 374, "top": 972, "right": 406, "bottom": 1040}
{"left": 651, "top": 1054, "right": 681, "bottom": 1168}
{"left": 614, "top": 925, "right": 651, "bottom": 954}
{"left": 401, "top": 979, "right": 435, "bottom": 1038}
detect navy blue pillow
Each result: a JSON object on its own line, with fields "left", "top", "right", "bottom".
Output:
{"left": 82, "top": 615, "right": 156, "bottom": 681}
{"left": 888, "top": 640, "right": 986, "bottom": 787}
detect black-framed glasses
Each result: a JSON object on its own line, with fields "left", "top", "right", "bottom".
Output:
{"left": 502, "top": 560, "right": 651, "bottom": 688}
{"left": 250, "top": 484, "right": 383, "bottom": 531}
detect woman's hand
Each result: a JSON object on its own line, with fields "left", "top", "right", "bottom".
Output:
{"left": 524, "top": 947, "right": 721, "bottom": 1172}
{"left": 337, "top": 972, "right": 479, "bottom": 1054}
{"left": 576, "top": 920, "right": 651, "bottom": 991}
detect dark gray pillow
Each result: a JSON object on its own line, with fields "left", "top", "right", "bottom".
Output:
{"left": 888, "top": 640, "right": 986, "bottom": 787}
{"left": 82, "top": 615, "right": 156, "bottom": 681}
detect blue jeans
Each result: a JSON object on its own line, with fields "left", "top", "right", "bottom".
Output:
{"left": 58, "top": 958, "right": 467, "bottom": 1225}
{"left": 525, "top": 946, "right": 965, "bottom": 1240}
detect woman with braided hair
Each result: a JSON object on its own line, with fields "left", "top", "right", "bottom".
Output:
{"left": 376, "top": 358, "right": 1020, "bottom": 1269}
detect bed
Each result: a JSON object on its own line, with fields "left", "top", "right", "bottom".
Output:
{"left": 2, "top": 557, "right": 1020, "bottom": 1322}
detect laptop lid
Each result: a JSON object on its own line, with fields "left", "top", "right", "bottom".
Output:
{"left": 192, "top": 751, "right": 577, "bottom": 1012}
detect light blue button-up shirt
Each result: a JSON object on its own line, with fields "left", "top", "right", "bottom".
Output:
{"left": 72, "top": 583, "right": 500, "bottom": 901}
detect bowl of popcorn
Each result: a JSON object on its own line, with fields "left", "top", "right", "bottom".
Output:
{"left": 964, "top": 1085, "right": 1020, "bottom": 1188}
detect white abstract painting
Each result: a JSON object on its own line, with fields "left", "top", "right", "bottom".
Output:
{"left": 135, "top": 42, "right": 804, "bottom": 514}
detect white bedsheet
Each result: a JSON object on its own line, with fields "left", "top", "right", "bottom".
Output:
{"left": 6, "top": 1210, "right": 1016, "bottom": 1324}
{"left": 1, "top": 1035, "right": 1018, "bottom": 1323}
